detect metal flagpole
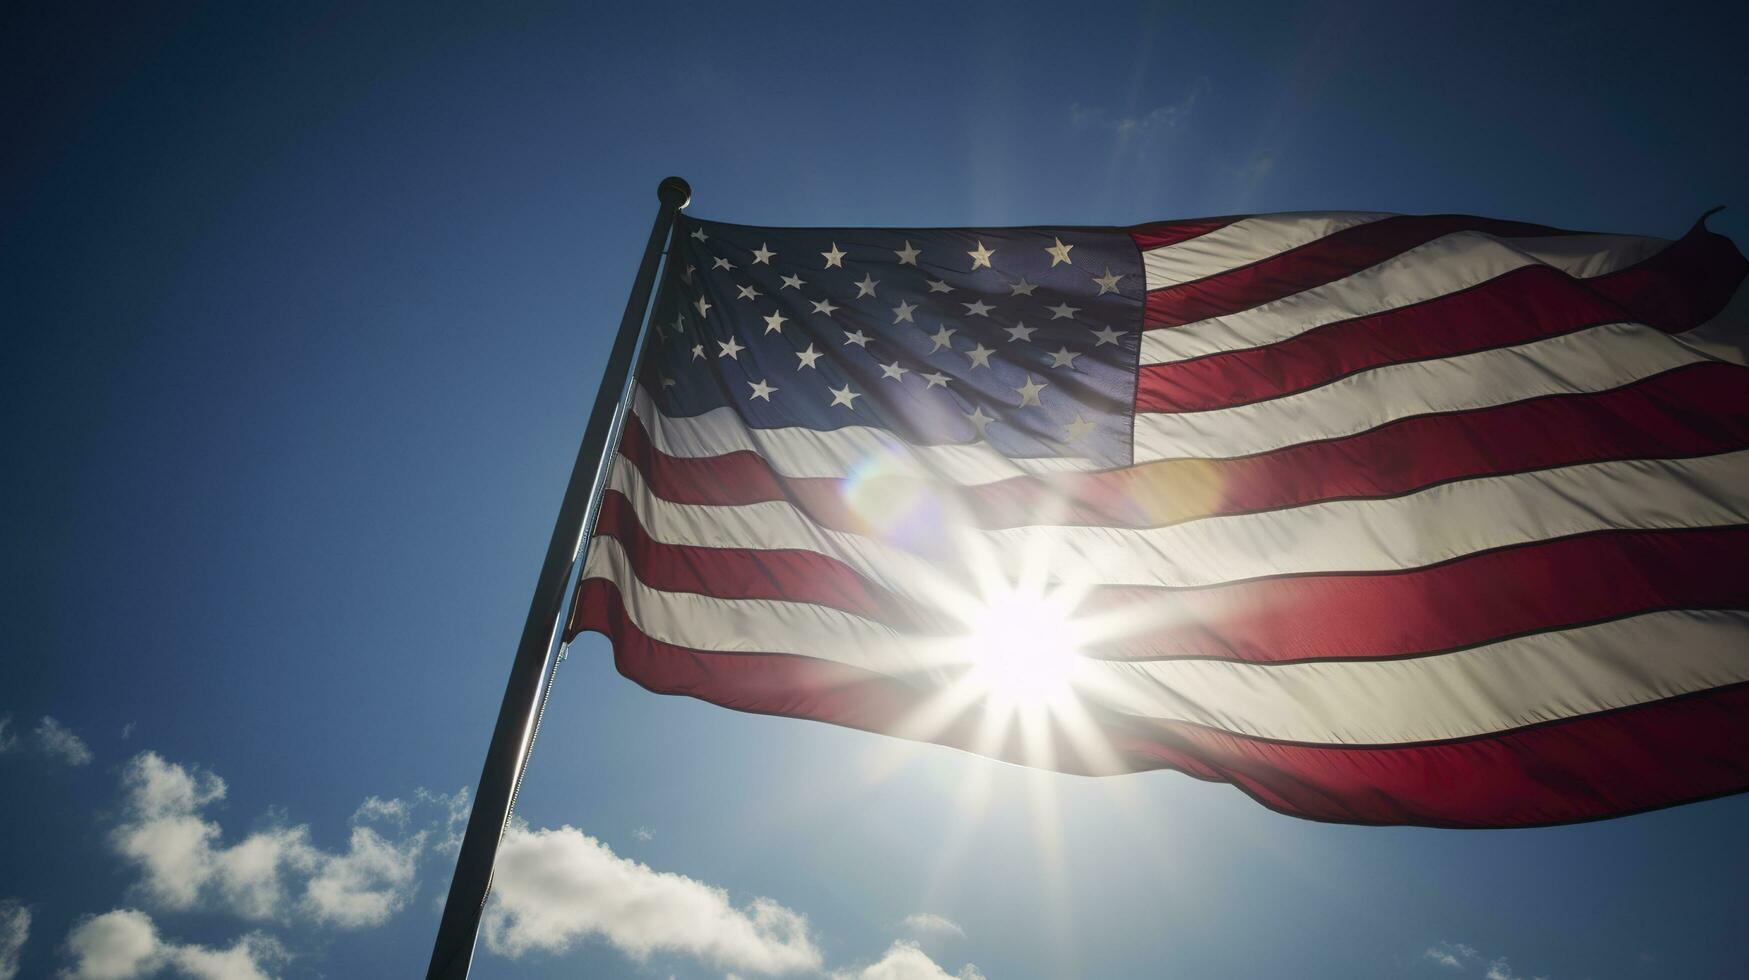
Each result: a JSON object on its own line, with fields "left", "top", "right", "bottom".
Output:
{"left": 425, "top": 176, "right": 692, "bottom": 980}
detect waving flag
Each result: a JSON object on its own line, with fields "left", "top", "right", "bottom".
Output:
{"left": 566, "top": 210, "right": 1749, "bottom": 828}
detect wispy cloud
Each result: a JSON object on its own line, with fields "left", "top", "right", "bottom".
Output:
{"left": 828, "top": 940, "right": 984, "bottom": 980}
{"left": 0, "top": 901, "right": 28, "bottom": 980}
{"left": 900, "top": 914, "right": 964, "bottom": 939}
{"left": 59, "top": 908, "right": 286, "bottom": 980}
{"left": 1426, "top": 941, "right": 1480, "bottom": 969}
{"left": 1070, "top": 77, "right": 1211, "bottom": 137}
{"left": 1422, "top": 941, "right": 1547, "bottom": 980}
{"left": 109, "top": 752, "right": 427, "bottom": 929}
{"left": 33, "top": 717, "right": 93, "bottom": 766}
{"left": 481, "top": 821, "right": 822, "bottom": 975}
{"left": 0, "top": 717, "right": 17, "bottom": 754}
{"left": 631, "top": 826, "right": 655, "bottom": 842}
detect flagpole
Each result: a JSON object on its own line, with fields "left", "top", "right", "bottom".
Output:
{"left": 425, "top": 176, "right": 691, "bottom": 980}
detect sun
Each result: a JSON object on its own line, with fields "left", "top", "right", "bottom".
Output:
{"left": 958, "top": 588, "right": 1089, "bottom": 712}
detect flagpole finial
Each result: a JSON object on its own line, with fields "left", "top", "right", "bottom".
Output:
{"left": 659, "top": 176, "right": 692, "bottom": 210}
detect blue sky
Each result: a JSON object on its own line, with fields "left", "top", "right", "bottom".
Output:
{"left": 5, "top": 2, "right": 1749, "bottom": 978}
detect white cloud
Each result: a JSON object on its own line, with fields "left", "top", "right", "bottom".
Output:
{"left": 34, "top": 717, "right": 93, "bottom": 766}
{"left": 632, "top": 826, "right": 654, "bottom": 842}
{"left": 59, "top": 909, "right": 286, "bottom": 980}
{"left": 899, "top": 914, "right": 963, "bottom": 939}
{"left": 0, "top": 717, "right": 17, "bottom": 753}
{"left": 121, "top": 723, "right": 137, "bottom": 741}
{"left": 353, "top": 797, "right": 409, "bottom": 826}
{"left": 829, "top": 940, "right": 984, "bottom": 980}
{"left": 0, "top": 901, "right": 29, "bottom": 980}
{"left": 301, "top": 825, "right": 422, "bottom": 928}
{"left": 481, "top": 822, "right": 822, "bottom": 975}
{"left": 109, "top": 752, "right": 423, "bottom": 929}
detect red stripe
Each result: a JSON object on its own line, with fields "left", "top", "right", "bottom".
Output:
{"left": 1090, "top": 527, "right": 1749, "bottom": 662}
{"left": 1136, "top": 226, "right": 1747, "bottom": 414}
{"left": 1128, "top": 215, "right": 1246, "bottom": 251}
{"left": 623, "top": 362, "right": 1749, "bottom": 531}
{"left": 573, "top": 579, "right": 1749, "bottom": 828}
{"left": 587, "top": 489, "right": 944, "bottom": 631}
{"left": 1138, "top": 213, "right": 1572, "bottom": 327}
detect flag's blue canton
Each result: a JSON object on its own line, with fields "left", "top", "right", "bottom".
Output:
{"left": 639, "top": 218, "right": 1145, "bottom": 467}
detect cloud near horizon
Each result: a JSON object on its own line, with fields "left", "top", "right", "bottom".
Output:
{"left": 829, "top": 940, "right": 984, "bottom": 980}
{"left": 110, "top": 752, "right": 426, "bottom": 929}
{"left": 481, "top": 821, "right": 824, "bottom": 975}
{"left": 59, "top": 908, "right": 286, "bottom": 980}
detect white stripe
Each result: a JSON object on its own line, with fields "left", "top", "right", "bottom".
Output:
{"left": 1141, "top": 212, "right": 1393, "bottom": 289}
{"left": 1096, "top": 610, "right": 1749, "bottom": 743}
{"left": 1139, "top": 231, "right": 1671, "bottom": 366}
{"left": 1675, "top": 276, "right": 1749, "bottom": 367}
{"left": 605, "top": 448, "right": 1749, "bottom": 591}
{"left": 1132, "top": 321, "right": 1710, "bottom": 462}
{"left": 583, "top": 542, "right": 1749, "bottom": 745}
{"left": 631, "top": 387, "right": 1093, "bottom": 485}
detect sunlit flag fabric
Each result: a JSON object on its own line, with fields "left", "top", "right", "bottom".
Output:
{"left": 566, "top": 210, "right": 1749, "bottom": 828}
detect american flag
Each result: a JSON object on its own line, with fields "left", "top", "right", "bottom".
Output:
{"left": 567, "top": 210, "right": 1749, "bottom": 828}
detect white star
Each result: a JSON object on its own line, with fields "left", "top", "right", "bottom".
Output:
{"left": 691, "top": 343, "right": 705, "bottom": 360}
{"left": 763, "top": 310, "right": 788, "bottom": 334}
{"left": 736, "top": 284, "right": 761, "bottom": 300}
{"left": 695, "top": 295, "right": 712, "bottom": 318}
{"left": 843, "top": 329, "right": 871, "bottom": 347}
{"left": 780, "top": 273, "right": 805, "bottom": 290}
{"left": 965, "top": 405, "right": 995, "bottom": 437}
{"left": 879, "top": 360, "right": 909, "bottom": 382}
{"left": 683, "top": 264, "right": 695, "bottom": 283}
{"left": 967, "top": 241, "right": 995, "bottom": 270}
{"left": 752, "top": 243, "right": 776, "bottom": 265}
{"left": 1047, "top": 346, "right": 1081, "bottom": 369}
{"left": 1092, "top": 266, "right": 1123, "bottom": 295}
{"left": 1091, "top": 324, "right": 1123, "bottom": 346}
{"left": 670, "top": 312, "right": 687, "bottom": 334}
{"left": 1045, "top": 237, "right": 1074, "bottom": 266}
{"left": 966, "top": 343, "right": 994, "bottom": 369}
{"left": 718, "top": 336, "right": 744, "bottom": 359}
{"left": 922, "top": 371, "right": 951, "bottom": 389}
{"left": 1008, "top": 276, "right": 1038, "bottom": 296}
{"left": 963, "top": 299, "right": 994, "bottom": 317}
{"left": 927, "top": 279, "right": 954, "bottom": 293}
{"left": 927, "top": 325, "right": 956, "bottom": 352}
{"left": 811, "top": 298, "right": 839, "bottom": 316}
{"left": 1014, "top": 375, "right": 1047, "bottom": 407}
{"left": 822, "top": 243, "right": 846, "bottom": 268}
{"left": 892, "top": 300, "right": 917, "bottom": 323}
{"left": 748, "top": 378, "right": 777, "bottom": 401}
{"left": 855, "top": 274, "right": 880, "bottom": 298}
{"left": 895, "top": 241, "right": 921, "bottom": 266}
{"left": 830, "top": 383, "right": 860, "bottom": 409}
{"left": 713, "top": 256, "right": 735, "bottom": 271}
{"left": 795, "top": 344, "right": 823, "bottom": 369}
{"left": 1048, "top": 302, "right": 1080, "bottom": 320}
{"left": 660, "top": 375, "right": 676, "bottom": 388}
{"left": 690, "top": 227, "right": 707, "bottom": 242}
{"left": 1063, "top": 414, "right": 1097, "bottom": 442}
{"left": 1004, "top": 321, "right": 1036, "bottom": 343}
